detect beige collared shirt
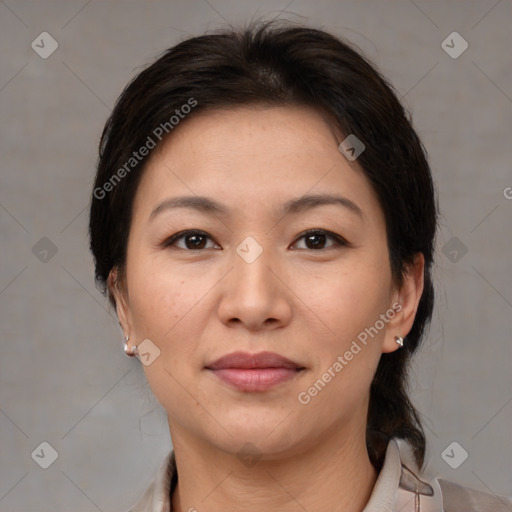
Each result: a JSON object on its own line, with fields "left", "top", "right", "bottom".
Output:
{"left": 128, "top": 438, "right": 512, "bottom": 511}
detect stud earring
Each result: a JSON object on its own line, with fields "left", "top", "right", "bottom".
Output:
{"left": 394, "top": 336, "right": 404, "bottom": 348}
{"left": 123, "top": 336, "right": 138, "bottom": 357}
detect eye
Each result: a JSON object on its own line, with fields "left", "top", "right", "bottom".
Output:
{"left": 162, "top": 229, "right": 348, "bottom": 251}
{"left": 162, "top": 230, "right": 220, "bottom": 250}
{"left": 291, "top": 229, "right": 348, "bottom": 250}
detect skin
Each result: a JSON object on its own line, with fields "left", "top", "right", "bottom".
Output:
{"left": 110, "top": 105, "right": 424, "bottom": 512}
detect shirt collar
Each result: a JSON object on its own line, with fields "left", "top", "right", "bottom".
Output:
{"left": 132, "top": 438, "right": 444, "bottom": 512}
{"left": 363, "top": 438, "right": 444, "bottom": 512}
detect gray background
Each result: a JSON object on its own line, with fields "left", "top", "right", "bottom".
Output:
{"left": 1, "top": 1, "right": 511, "bottom": 510}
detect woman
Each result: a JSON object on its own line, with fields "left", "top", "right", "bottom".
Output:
{"left": 88, "top": 22, "right": 511, "bottom": 512}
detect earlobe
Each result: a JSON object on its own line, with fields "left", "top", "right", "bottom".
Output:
{"left": 394, "top": 335, "right": 404, "bottom": 348}
{"left": 382, "top": 253, "right": 425, "bottom": 354}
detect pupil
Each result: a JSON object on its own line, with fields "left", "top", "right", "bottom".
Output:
{"left": 307, "top": 234, "right": 325, "bottom": 249}
{"left": 187, "top": 234, "right": 206, "bottom": 249}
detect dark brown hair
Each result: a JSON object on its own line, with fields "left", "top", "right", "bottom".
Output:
{"left": 89, "top": 21, "right": 437, "bottom": 469}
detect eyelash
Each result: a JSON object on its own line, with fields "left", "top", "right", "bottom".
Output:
{"left": 162, "top": 229, "right": 349, "bottom": 251}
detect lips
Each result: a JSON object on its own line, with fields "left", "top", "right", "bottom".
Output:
{"left": 205, "top": 351, "right": 305, "bottom": 392}
{"left": 206, "top": 351, "right": 303, "bottom": 370}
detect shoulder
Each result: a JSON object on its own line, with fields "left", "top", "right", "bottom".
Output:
{"left": 438, "top": 478, "right": 512, "bottom": 512}
{"left": 394, "top": 438, "right": 512, "bottom": 512}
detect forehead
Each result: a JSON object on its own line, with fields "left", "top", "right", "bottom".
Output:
{"left": 132, "top": 105, "right": 382, "bottom": 224}
{"left": 150, "top": 105, "right": 341, "bottom": 166}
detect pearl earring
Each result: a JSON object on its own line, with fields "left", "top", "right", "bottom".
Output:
{"left": 123, "top": 336, "right": 138, "bottom": 357}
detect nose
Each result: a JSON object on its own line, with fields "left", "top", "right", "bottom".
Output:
{"left": 217, "top": 244, "right": 293, "bottom": 332}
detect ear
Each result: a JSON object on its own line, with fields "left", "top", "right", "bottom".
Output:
{"left": 382, "top": 253, "right": 425, "bottom": 354}
{"left": 108, "top": 266, "right": 133, "bottom": 339}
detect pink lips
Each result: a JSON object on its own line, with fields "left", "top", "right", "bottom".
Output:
{"left": 206, "top": 351, "right": 305, "bottom": 392}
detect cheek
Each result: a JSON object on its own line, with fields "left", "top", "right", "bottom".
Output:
{"left": 124, "top": 257, "right": 183, "bottom": 351}
{"left": 125, "top": 260, "right": 206, "bottom": 406}
{"left": 291, "top": 256, "right": 393, "bottom": 406}
{"left": 125, "top": 255, "right": 219, "bottom": 358}
{"left": 128, "top": 272, "right": 181, "bottom": 336}
{"left": 294, "top": 264, "right": 390, "bottom": 415}
{"left": 294, "top": 257, "right": 392, "bottom": 343}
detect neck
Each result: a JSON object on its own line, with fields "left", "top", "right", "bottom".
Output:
{"left": 170, "top": 426, "right": 378, "bottom": 512}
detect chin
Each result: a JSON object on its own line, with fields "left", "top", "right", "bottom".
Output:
{"left": 205, "top": 411, "right": 310, "bottom": 459}
{"left": 213, "top": 432, "right": 302, "bottom": 462}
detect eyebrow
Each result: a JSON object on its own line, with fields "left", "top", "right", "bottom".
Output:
{"left": 148, "top": 193, "right": 363, "bottom": 222}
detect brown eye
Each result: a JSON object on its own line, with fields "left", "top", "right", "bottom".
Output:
{"left": 292, "top": 229, "right": 348, "bottom": 250}
{"left": 183, "top": 233, "right": 208, "bottom": 249}
{"left": 163, "top": 230, "right": 220, "bottom": 250}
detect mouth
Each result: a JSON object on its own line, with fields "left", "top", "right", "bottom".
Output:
{"left": 205, "top": 351, "right": 306, "bottom": 392}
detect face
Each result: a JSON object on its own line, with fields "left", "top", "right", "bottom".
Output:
{"left": 111, "top": 105, "right": 422, "bottom": 459}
